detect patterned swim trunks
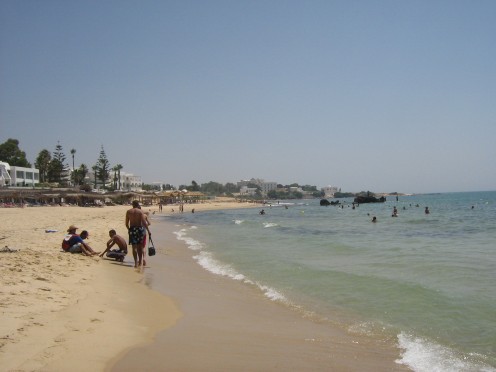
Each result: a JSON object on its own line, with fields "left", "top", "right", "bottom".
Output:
{"left": 128, "top": 226, "right": 145, "bottom": 245}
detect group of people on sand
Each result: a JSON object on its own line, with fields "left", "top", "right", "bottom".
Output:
{"left": 61, "top": 200, "right": 152, "bottom": 268}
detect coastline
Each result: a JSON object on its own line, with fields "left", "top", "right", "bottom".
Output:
{"left": 111, "top": 212, "right": 409, "bottom": 371}
{"left": 0, "top": 199, "right": 258, "bottom": 371}
{"left": 1, "top": 199, "right": 408, "bottom": 371}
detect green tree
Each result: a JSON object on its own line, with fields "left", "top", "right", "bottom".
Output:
{"left": 35, "top": 149, "right": 51, "bottom": 183}
{"left": 74, "top": 163, "right": 89, "bottom": 185}
{"left": 47, "top": 142, "right": 69, "bottom": 185}
{"left": 189, "top": 180, "right": 200, "bottom": 192}
{"left": 115, "top": 163, "right": 123, "bottom": 190}
{"left": 70, "top": 148, "right": 76, "bottom": 185}
{"left": 92, "top": 165, "right": 98, "bottom": 188}
{"left": 224, "top": 182, "right": 239, "bottom": 194}
{"left": 95, "top": 146, "right": 111, "bottom": 189}
{"left": 112, "top": 165, "right": 118, "bottom": 190}
{"left": 200, "top": 181, "right": 224, "bottom": 195}
{"left": 0, "top": 138, "right": 31, "bottom": 167}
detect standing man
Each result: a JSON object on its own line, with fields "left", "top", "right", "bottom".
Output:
{"left": 125, "top": 200, "right": 151, "bottom": 268}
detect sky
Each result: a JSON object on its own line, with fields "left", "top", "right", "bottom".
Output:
{"left": 1, "top": 0, "right": 495, "bottom": 194}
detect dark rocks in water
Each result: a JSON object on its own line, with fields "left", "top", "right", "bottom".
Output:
{"left": 320, "top": 199, "right": 340, "bottom": 206}
{"left": 353, "top": 195, "right": 386, "bottom": 204}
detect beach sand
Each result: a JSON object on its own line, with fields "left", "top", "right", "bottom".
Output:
{"left": 1, "top": 199, "right": 408, "bottom": 371}
{"left": 0, "top": 199, "right": 255, "bottom": 371}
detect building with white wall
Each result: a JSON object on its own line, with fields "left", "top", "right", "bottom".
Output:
{"left": 0, "top": 161, "right": 11, "bottom": 186}
{"left": 0, "top": 162, "right": 39, "bottom": 187}
{"left": 120, "top": 172, "right": 143, "bottom": 192}
{"left": 239, "top": 186, "right": 258, "bottom": 196}
{"left": 321, "top": 185, "right": 339, "bottom": 198}
{"left": 237, "top": 178, "right": 277, "bottom": 196}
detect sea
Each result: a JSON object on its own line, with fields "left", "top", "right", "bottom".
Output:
{"left": 160, "top": 191, "right": 496, "bottom": 372}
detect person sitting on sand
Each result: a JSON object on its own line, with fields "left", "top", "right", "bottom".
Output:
{"left": 99, "top": 229, "right": 128, "bottom": 262}
{"left": 63, "top": 229, "right": 100, "bottom": 256}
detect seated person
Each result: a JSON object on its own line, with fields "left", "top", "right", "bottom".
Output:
{"left": 100, "top": 229, "right": 128, "bottom": 262}
{"left": 63, "top": 230, "right": 99, "bottom": 256}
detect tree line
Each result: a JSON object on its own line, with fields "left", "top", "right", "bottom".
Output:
{"left": 0, "top": 138, "right": 122, "bottom": 190}
{"left": 1, "top": 138, "right": 326, "bottom": 198}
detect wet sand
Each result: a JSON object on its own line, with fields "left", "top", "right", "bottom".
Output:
{"left": 110, "top": 217, "right": 409, "bottom": 371}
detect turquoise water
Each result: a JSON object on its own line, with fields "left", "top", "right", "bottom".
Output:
{"left": 163, "top": 191, "right": 496, "bottom": 371}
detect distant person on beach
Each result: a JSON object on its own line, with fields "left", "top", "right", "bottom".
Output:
{"left": 62, "top": 228, "right": 99, "bottom": 256}
{"left": 392, "top": 206, "right": 398, "bottom": 217}
{"left": 141, "top": 210, "right": 151, "bottom": 266}
{"left": 372, "top": 216, "right": 377, "bottom": 223}
{"left": 259, "top": 209, "right": 265, "bottom": 215}
{"left": 99, "top": 229, "right": 127, "bottom": 262}
{"left": 125, "top": 200, "right": 151, "bottom": 268}
{"left": 425, "top": 206, "right": 430, "bottom": 214}
{"left": 159, "top": 202, "right": 163, "bottom": 212}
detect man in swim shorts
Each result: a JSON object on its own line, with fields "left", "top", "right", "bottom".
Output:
{"left": 100, "top": 229, "right": 128, "bottom": 262}
{"left": 125, "top": 200, "right": 151, "bottom": 268}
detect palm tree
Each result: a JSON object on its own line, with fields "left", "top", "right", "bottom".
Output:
{"left": 115, "top": 164, "right": 123, "bottom": 190}
{"left": 112, "top": 165, "right": 118, "bottom": 190}
{"left": 92, "top": 165, "right": 97, "bottom": 188}
{"left": 70, "top": 149, "right": 76, "bottom": 185}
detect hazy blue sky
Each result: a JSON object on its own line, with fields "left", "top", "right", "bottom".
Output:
{"left": 1, "top": 0, "right": 495, "bottom": 193}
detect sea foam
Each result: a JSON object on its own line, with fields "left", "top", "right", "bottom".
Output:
{"left": 396, "top": 333, "right": 495, "bottom": 372}
{"left": 174, "top": 227, "right": 288, "bottom": 304}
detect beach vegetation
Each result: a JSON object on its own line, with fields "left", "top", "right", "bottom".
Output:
{"left": 47, "top": 142, "right": 70, "bottom": 186}
{"left": 179, "top": 180, "right": 201, "bottom": 192}
{"left": 95, "top": 145, "right": 111, "bottom": 190}
{"left": 0, "top": 138, "right": 31, "bottom": 167}
{"left": 267, "top": 190, "right": 303, "bottom": 200}
{"left": 35, "top": 149, "right": 51, "bottom": 183}
{"left": 73, "top": 164, "right": 89, "bottom": 186}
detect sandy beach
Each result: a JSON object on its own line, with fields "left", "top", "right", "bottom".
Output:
{"left": 1, "top": 199, "right": 407, "bottom": 371}
{"left": 0, "top": 199, "right": 256, "bottom": 371}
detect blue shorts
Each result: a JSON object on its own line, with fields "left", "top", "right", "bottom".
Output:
{"left": 128, "top": 226, "right": 145, "bottom": 245}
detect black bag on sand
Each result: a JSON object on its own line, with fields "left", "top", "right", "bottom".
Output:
{"left": 148, "top": 237, "right": 156, "bottom": 256}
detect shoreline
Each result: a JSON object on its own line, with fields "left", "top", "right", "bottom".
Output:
{"left": 0, "top": 200, "right": 253, "bottom": 371}
{"left": 2, "top": 200, "right": 408, "bottom": 371}
{"left": 111, "top": 213, "right": 409, "bottom": 371}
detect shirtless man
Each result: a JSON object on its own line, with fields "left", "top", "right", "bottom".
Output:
{"left": 125, "top": 200, "right": 151, "bottom": 268}
{"left": 99, "top": 229, "right": 128, "bottom": 262}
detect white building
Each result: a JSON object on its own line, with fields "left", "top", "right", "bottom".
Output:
{"left": 322, "top": 185, "right": 339, "bottom": 198}
{"left": 0, "top": 162, "right": 39, "bottom": 187}
{"left": 0, "top": 161, "right": 11, "bottom": 186}
{"left": 120, "top": 172, "right": 142, "bottom": 192}
{"left": 237, "top": 178, "right": 277, "bottom": 196}
{"left": 239, "top": 186, "right": 258, "bottom": 196}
